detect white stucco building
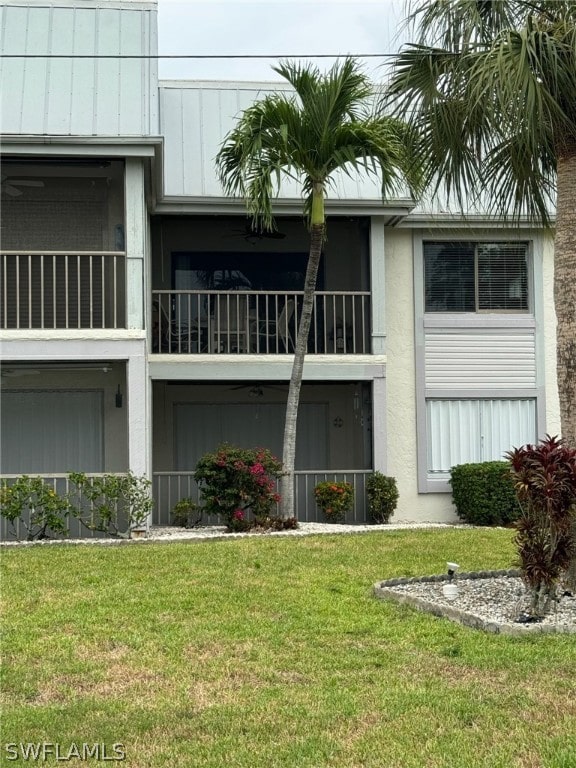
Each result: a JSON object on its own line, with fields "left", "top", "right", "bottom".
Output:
{"left": 0, "top": 0, "right": 560, "bottom": 536}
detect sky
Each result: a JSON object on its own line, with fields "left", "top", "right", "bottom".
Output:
{"left": 157, "top": 0, "right": 410, "bottom": 82}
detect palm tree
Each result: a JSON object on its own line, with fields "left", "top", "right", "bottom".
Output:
{"left": 217, "top": 57, "right": 421, "bottom": 518}
{"left": 385, "top": 0, "right": 576, "bottom": 447}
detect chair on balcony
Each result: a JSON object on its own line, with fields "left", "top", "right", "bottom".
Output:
{"left": 210, "top": 294, "right": 250, "bottom": 353}
{"left": 152, "top": 300, "right": 206, "bottom": 353}
{"left": 250, "top": 298, "right": 296, "bottom": 353}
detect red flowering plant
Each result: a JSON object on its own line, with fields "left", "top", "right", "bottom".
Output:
{"left": 314, "top": 481, "right": 354, "bottom": 522}
{"left": 194, "top": 444, "right": 284, "bottom": 531}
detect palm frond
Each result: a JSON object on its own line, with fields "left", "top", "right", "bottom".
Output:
{"left": 217, "top": 57, "right": 421, "bottom": 229}
{"left": 385, "top": 0, "right": 576, "bottom": 225}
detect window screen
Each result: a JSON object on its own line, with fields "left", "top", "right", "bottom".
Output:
{"left": 424, "top": 242, "right": 529, "bottom": 312}
{"left": 1, "top": 390, "right": 104, "bottom": 473}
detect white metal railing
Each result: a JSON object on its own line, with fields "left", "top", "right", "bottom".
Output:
{"left": 1, "top": 470, "right": 374, "bottom": 538}
{"left": 151, "top": 290, "right": 371, "bottom": 354}
{"left": 1, "top": 251, "right": 126, "bottom": 329}
{"left": 152, "top": 469, "right": 373, "bottom": 525}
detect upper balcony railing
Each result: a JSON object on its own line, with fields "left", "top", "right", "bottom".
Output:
{"left": 152, "top": 290, "right": 371, "bottom": 355}
{"left": 1, "top": 251, "right": 126, "bottom": 330}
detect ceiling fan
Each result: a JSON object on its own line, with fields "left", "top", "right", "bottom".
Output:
{"left": 1, "top": 175, "right": 45, "bottom": 197}
{"left": 228, "top": 383, "right": 288, "bottom": 397}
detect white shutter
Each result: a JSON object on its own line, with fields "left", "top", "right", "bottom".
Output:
{"left": 427, "top": 398, "right": 537, "bottom": 474}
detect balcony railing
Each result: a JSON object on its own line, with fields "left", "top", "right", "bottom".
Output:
{"left": 152, "top": 290, "right": 371, "bottom": 354}
{"left": 1, "top": 251, "right": 126, "bottom": 329}
{"left": 0, "top": 470, "right": 374, "bottom": 539}
{"left": 152, "top": 469, "right": 372, "bottom": 525}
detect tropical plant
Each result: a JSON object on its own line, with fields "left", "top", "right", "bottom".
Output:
{"left": 507, "top": 435, "right": 576, "bottom": 617}
{"left": 386, "top": 0, "right": 576, "bottom": 448}
{"left": 194, "top": 444, "right": 283, "bottom": 531}
{"left": 314, "top": 481, "right": 354, "bottom": 522}
{"left": 0, "top": 476, "right": 71, "bottom": 540}
{"left": 366, "top": 472, "right": 399, "bottom": 524}
{"left": 68, "top": 472, "right": 153, "bottom": 538}
{"left": 217, "top": 57, "right": 422, "bottom": 517}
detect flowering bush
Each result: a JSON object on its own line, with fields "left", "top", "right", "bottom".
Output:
{"left": 194, "top": 444, "right": 283, "bottom": 531}
{"left": 0, "top": 476, "right": 71, "bottom": 540}
{"left": 314, "top": 481, "right": 354, "bottom": 522}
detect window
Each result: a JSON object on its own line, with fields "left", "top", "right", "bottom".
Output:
{"left": 424, "top": 242, "right": 529, "bottom": 312}
{"left": 426, "top": 398, "right": 537, "bottom": 475}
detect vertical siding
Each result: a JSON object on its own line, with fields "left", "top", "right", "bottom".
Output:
{"left": 0, "top": 2, "right": 158, "bottom": 136}
{"left": 159, "top": 83, "right": 393, "bottom": 199}
{"left": 427, "top": 398, "right": 537, "bottom": 472}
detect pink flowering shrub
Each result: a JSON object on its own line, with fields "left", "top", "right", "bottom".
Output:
{"left": 314, "top": 481, "right": 354, "bottom": 522}
{"left": 194, "top": 444, "right": 284, "bottom": 531}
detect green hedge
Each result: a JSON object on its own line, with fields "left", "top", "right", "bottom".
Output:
{"left": 449, "top": 461, "right": 519, "bottom": 526}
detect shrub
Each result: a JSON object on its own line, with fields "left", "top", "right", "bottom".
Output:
{"left": 0, "top": 476, "right": 71, "bottom": 540}
{"left": 507, "top": 435, "right": 576, "bottom": 617}
{"left": 252, "top": 515, "right": 298, "bottom": 531}
{"left": 449, "top": 461, "right": 519, "bottom": 526}
{"left": 366, "top": 473, "right": 398, "bottom": 524}
{"left": 69, "top": 472, "right": 153, "bottom": 538}
{"left": 171, "top": 498, "right": 203, "bottom": 528}
{"left": 194, "top": 444, "right": 283, "bottom": 531}
{"left": 314, "top": 481, "right": 354, "bottom": 522}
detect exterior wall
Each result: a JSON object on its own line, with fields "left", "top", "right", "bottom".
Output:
{"left": 384, "top": 228, "right": 457, "bottom": 522}
{"left": 384, "top": 225, "right": 560, "bottom": 523}
{"left": 0, "top": 0, "right": 159, "bottom": 136}
{"left": 159, "top": 82, "right": 391, "bottom": 201}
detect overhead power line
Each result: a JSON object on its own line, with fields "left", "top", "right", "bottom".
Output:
{"left": 0, "top": 52, "right": 399, "bottom": 59}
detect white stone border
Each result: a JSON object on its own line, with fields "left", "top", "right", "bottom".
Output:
{"left": 373, "top": 571, "right": 576, "bottom": 636}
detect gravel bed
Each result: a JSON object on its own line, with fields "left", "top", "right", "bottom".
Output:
{"left": 375, "top": 573, "right": 576, "bottom": 635}
{"left": 0, "top": 521, "right": 465, "bottom": 546}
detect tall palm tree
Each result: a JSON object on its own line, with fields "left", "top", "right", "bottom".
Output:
{"left": 385, "top": 0, "right": 576, "bottom": 446}
{"left": 217, "top": 57, "right": 421, "bottom": 518}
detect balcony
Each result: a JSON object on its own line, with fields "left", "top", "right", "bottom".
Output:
{"left": 152, "top": 290, "right": 371, "bottom": 355}
{"left": 1, "top": 251, "right": 126, "bottom": 330}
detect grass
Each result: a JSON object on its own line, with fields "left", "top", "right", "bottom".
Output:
{"left": 1, "top": 528, "right": 575, "bottom": 767}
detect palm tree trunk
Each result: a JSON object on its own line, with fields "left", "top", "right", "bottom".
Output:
{"left": 554, "top": 142, "right": 576, "bottom": 448}
{"left": 554, "top": 140, "right": 576, "bottom": 591}
{"left": 280, "top": 217, "right": 325, "bottom": 519}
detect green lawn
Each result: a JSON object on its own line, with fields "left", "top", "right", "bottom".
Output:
{"left": 1, "top": 529, "right": 575, "bottom": 767}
